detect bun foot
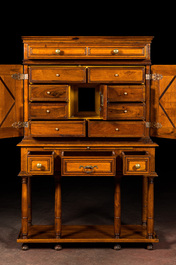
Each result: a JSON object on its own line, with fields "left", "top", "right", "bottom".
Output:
{"left": 114, "top": 244, "right": 121, "bottom": 250}
{"left": 147, "top": 243, "right": 154, "bottom": 250}
{"left": 54, "top": 244, "right": 62, "bottom": 250}
{"left": 21, "top": 244, "right": 29, "bottom": 250}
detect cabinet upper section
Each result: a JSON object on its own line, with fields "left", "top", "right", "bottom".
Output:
{"left": 22, "top": 36, "right": 153, "bottom": 61}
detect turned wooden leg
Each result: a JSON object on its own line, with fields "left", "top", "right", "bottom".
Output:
{"left": 22, "top": 243, "right": 29, "bottom": 250}
{"left": 147, "top": 177, "right": 154, "bottom": 239}
{"left": 28, "top": 177, "right": 32, "bottom": 226}
{"left": 142, "top": 176, "right": 148, "bottom": 226}
{"left": 114, "top": 174, "right": 122, "bottom": 239}
{"left": 21, "top": 177, "right": 28, "bottom": 239}
{"left": 55, "top": 175, "right": 62, "bottom": 239}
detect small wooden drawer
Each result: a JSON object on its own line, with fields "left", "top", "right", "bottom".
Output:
{"left": 61, "top": 156, "right": 116, "bottom": 176}
{"left": 29, "top": 67, "right": 86, "bottom": 83}
{"left": 87, "top": 46, "right": 148, "bottom": 59}
{"left": 88, "top": 121, "right": 145, "bottom": 137}
{"left": 29, "top": 103, "right": 68, "bottom": 120}
{"left": 122, "top": 152, "right": 151, "bottom": 175}
{"left": 107, "top": 85, "right": 145, "bottom": 102}
{"left": 30, "top": 121, "right": 86, "bottom": 137}
{"left": 107, "top": 103, "right": 145, "bottom": 120}
{"left": 27, "top": 152, "right": 54, "bottom": 175}
{"left": 88, "top": 67, "right": 145, "bottom": 83}
{"left": 27, "top": 46, "right": 87, "bottom": 59}
{"left": 29, "top": 85, "right": 69, "bottom": 101}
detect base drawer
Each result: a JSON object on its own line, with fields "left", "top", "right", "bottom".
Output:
{"left": 27, "top": 152, "right": 54, "bottom": 175}
{"left": 122, "top": 151, "right": 151, "bottom": 175}
{"left": 30, "top": 121, "right": 86, "bottom": 137}
{"left": 88, "top": 121, "right": 146, "bottom": 137}
{"left": 61, "top": 156, "right": 116, "bottom": 176}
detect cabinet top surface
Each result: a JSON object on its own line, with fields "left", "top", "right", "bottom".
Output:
{"left": 22, "top": 36, "right": 154, "bottom": 43}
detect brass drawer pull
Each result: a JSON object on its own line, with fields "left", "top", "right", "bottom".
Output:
{"left": 56, "top": 74, "right": 60, "bottom": 77}
{"left": 124, "top": 92, "right": 128, "bottom": 95}
{"left": 37, "top": 163, "right": 42, "bottom": 168}
{"left": 135, "top": 164, "right": 141, "bottom": 169}
{"left": 113, "top": 49, "right": 119, "bottom": 54}
{"left": 124, "top": 110, "right": 128, "bottom": 113}
{"left": 115, "top": 128, "right": 119, "bottom": 131}
{"left": 55, "top": 128, "right": 59, "bottom": 131}
{"left": 55, "top": 49, "right": 61, "bottom": 54}
{"left": 79, "top": 165, "right": 98, "bottom": 174}
{"left": 114, "top": 74, "right": 119, "bottom": 77}
{"left": 47, "top": 91, "right": 51, "bottom": 95}
{"left": 46, "top": 110, "right": 50, "bottom": 113}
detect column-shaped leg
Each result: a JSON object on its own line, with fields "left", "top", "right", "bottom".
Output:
{"left": 28, "top": 177, "right": 32, "bottom": 226}
{"left": 142, "top": 176, "right": 148, "bottom": 226}
{"left": 55, "top": 175, "right": 62, "bottom": 239}
{"left": 147, "top": 177, "right": 154, "bottom": 239}
{"left": 114, "top": 175, "right": 122, "bottom": 239}
{"left": 21, "top": 177, "right": 28, "bottom": 239}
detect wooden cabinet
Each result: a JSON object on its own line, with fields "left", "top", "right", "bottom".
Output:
{"left": 1, "top": 36, "right": 176, "bottom": 251}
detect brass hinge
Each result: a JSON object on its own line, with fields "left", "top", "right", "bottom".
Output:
{"left": 146, "top": 122, "right": 162, "bottom": 129}
{"left": 146, "top": 73, "right": 163, "bottom": 81}
{"left": 12, "top": 121, "right": 29, "bottom": 128}
{"left": 11, "top": 73, "right": 28, "bottom": 80}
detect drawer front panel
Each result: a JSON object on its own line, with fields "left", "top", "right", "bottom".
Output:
{"left": 27, "top": 46, "right": 87, "bottom": 59}
{"left": 88, "top": 46, "right": 148, "bottom": 59}
{"left": 29, "top": 67, "right": 86, "bottom": 83}
{"left": 107, "top": 85, "right": 145, "bottom": 102}
{"left": 29, "top": 85, "right": 69, "bottom": 101}
{"left": 88, "top": 121, "right": 145, "bottom": 137}
{"left": 88, "top": 67, "right": 145, "bottom": 83}
{"left": 61, "top": 157, "right": 116, "bottom": 176}
{"left": 30, "top": 121, "right": 86, "bottom": 137}
{"left": 107, "top": 103, "right": 145, "bottom": 120}
{"left": 27, "top": 155, "right": 54, "bottom": 175}
{"left": 29, "top": 103, "right": 68, "bottom": 120}
{"left": 122, "top": 154, "right": 150, "bottom": 175}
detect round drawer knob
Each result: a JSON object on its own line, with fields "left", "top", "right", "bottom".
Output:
{"left": 124, "top": 92, "right": 128, "bottom": 95}
{"left": 124, "top": 110, "right": 128, "bottom": 113}
{"left": 55, "top": 49, "right": 61, "bottom": 54}
{"left": 113, "top": 49, "right": 119, "bottom": 54}
{"left": 55, "top": 128, "right": 59, "bottom": 131}
{"left": 56, "top": 74, "right": 60, "bottom": 77}
{"left": 46, "top": 110, "right": 50, "bottom": 113}
{"left": 115, "top": 128, "right": 119, "bottom": 131}
{"left": 114, "top": 74, "right": 119, "bottom": 77}
{"left": 135, "top": 164, "right": 141, "bottom": 169}
{"left": 47, "top": 91, "right": 51, "bottom": 95}
{"left": 37, "top": 163, "right": 42, "bottom": 168}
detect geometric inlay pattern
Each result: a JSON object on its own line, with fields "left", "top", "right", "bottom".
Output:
{"left": 0, "top": 76, "right": 15, "bottom": 128}
{"left": 159, "top": 76, "right": 176, "bottom": 128}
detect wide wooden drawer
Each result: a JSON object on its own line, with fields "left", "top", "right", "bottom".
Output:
{"left": 107, "top": 103, "right": 145, "bottom": 120}
{"left": 29, "top": 85, "right": 69, "bottom": 101}
{"left": 88, "top": 67, "right": 145, "bottom": 83}
{"left": 122, "top": 151, "right": 151, "bottom": 175}
{"left": 29, "top": 67, "right": 86, "bottom": 83}
{"left": 29, "top": 103, "right": 68, "bottom": 120}
{"left": 61, "top": 156, "right": 116, "bottom": 176}
{"left": 88, "top": 121, "right": 146, "bottom": 137}
{"left": 107, "top": 85, "right": 145, "bottom": 102}
{"left": 27, "top": 152, "right": 54, "bottom": 175}
{"left": 27, "top": 46, "right": 87, "bottom": 59}
{"left": 30, "top": 121, "right": 86, "bottom": 137}
{"left": 88, "top": 46, "right": 148, "bottom": 59}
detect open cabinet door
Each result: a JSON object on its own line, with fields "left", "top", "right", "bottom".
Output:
{"left": 150, "top": 65, "right": 176, "bottom": 139}
{"left": 0, "top": 65, "right": 24, "bottom": 139}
